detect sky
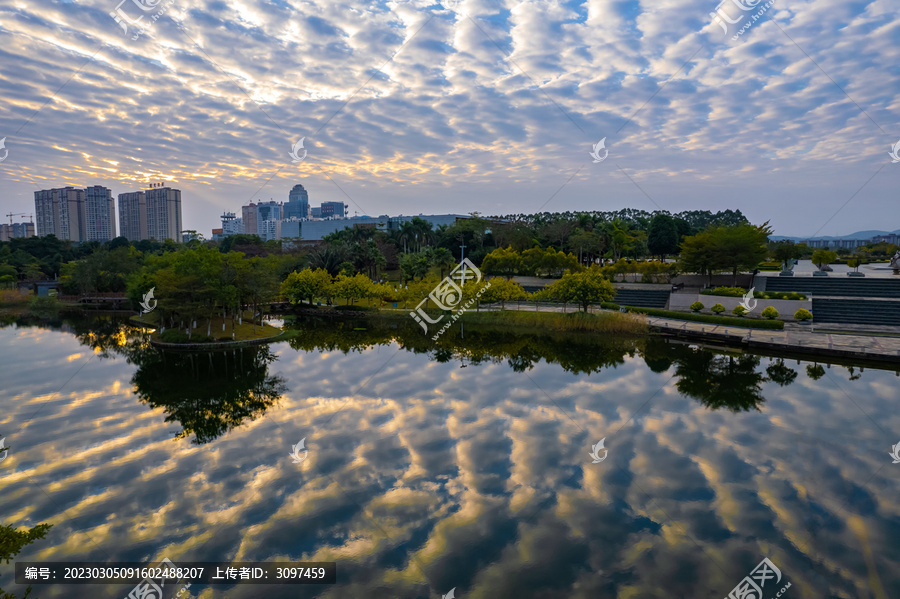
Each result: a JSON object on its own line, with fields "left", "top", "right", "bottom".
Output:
{"left": 1, "top": 0, "right": 899, "bottom": 238}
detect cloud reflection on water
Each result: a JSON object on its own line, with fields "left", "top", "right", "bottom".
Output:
{"left": 0, "top": 317, "right": 898, "bottom": 598}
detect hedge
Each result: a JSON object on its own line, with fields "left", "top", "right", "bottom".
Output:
{"left": 700, "top": 286, "right": 806, "bottom": 300}
{"left": 620, "top": 306, "right": 786, "bottom": 329}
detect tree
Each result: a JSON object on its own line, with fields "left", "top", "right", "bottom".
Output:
{"left": 428, "top": 247, "right": 456, "bottom": 279}
{"left": 771, "top": 240, "right": 803, "bottom": 270}
{"left": 538, "top": 268, "right": 615, "bottom": 311}
{"left": 811, "top": 249, "right": 838, "bottom": 271}
{"left": 281, "top": 268, "right": 333, "bottom": 306}
{"left": 481, "top": 247, "right": 522, "bottom": 279}
{"left": 399, "top": 251, "right": 431, "bottom": 281}
{"left": 647, "top": 214, "right": 680, "bottom": 258}
{"left": 479, "top": 278, "right": 527, "bottom": 308}
{"left": 714, "top": 222, "right": 772, "bottom": 284}
{"left": 1, "top": 522, "right": 53, "bottom": 599}
{"left": 678, "top": 230, "right": 719, "bottom": 284}
{"left": 331, "top": 273, "right": 376, "bottom": 305}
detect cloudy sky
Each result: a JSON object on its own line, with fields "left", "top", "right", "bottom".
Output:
{"left": 1, "top": 0, "right": 899, "bottom": 237}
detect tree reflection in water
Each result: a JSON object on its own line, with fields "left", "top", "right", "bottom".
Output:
{"left": 128, "top": 345, "right": 287, "bottom": 444}
{"left": 15, "top": 313, "right": 888, "bottom": 441}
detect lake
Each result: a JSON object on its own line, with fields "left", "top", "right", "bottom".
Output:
{"left": 1, "top": 314, "right": 898, "bottom": 598}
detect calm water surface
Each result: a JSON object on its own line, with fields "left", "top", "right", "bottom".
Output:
{"left": 1, "top": 315, "right": 898, "bottom": 598}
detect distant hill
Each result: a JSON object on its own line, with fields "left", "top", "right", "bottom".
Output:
{"left": 770, "top": 229, "right": 900, "bottom": 241}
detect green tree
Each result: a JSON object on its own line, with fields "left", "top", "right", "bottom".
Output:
{"left": 538, "top": 268, "right": 615, "bottom": 311}
{"left": 480, "top": 247, "right": 522, "bottom": 279}
{"left": 399, "top": 251, "right": 431, "bottom": 281}
{"left": 428, "top": 247, "right": 456, "bottom": 279}
{"left": 647, "top": 214, "right": 680, "bottom": 259}
{"left": 771, "top": 240, "right": 803, "bottom": 270}
{"left": 1, "top": 522, "right": 53, "bottom": 599}
{"left": 331, "top": 273, "right": 376, "bottom": 305}
{"left": 479, "top": 278, "right": 527, "bottom": 308}
{"left": 811, "top": 249, "right": 838, "bottom": 271}
{"left": 280, "top": 268, "right": 333, "bottom": 306}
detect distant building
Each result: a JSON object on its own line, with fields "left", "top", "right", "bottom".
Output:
{"left": 118, "top": 192, "right": 148, "bottom": 241}
{"left": 259, "top": 218, "right": 281, "bottom": 242}
{"left": 320, "top": 202, "right": 347, "bottom": 218}
{"left": 34, "top": 186, "right": 85, "bottom": 241}
{"left": 220, "top": 212, "right": 242, "bottom": 237}
{"left": 285, "top": 185, "right": 309, "bottom": 219}
{"left": 83, "top": 185, "right": 116, "bottom": 242}
{"left": 146, "top": 185, "right": 183, "bottom": 242}
{"left": 0, "top": 222, "right": 35, "bottom": 241}
{"left": 242, "top": 203, "right": 257, "bottom": 236}
{"left": 872, "top": 234, "right": 900, "bottom": 245}
{"left": 310, "top": 206, "right": 322, "bottom": 218}
{"left": 211, "top": 228, "right": 224, "bottom": 242}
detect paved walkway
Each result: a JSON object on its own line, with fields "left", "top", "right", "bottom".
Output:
{"left": 495, "top": 303, "right": 900, "bottom": 364}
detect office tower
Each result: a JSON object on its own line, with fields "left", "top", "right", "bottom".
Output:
{"left": 34, "top": 186, "right": 85, "bottom": 241}
{"left": 146, "top": 185, "right": 182, "bottom": 242}
{"left": 256, "top": 200, "right": 282, "bottom": 225}
{"left": 242, "top": 203, "right": 257, "bottom": 236}
{"left": 285, "top": 184, "right": 309, "bottom": 219}
{"left": 310, "top": 207, "right": 321, "bottom": 218}
{"left": 83, "top": 185, "right": 116, "bottom": 242}
{"left": 320, "top": 201, "right": 346, "bottom": 218}
{"left": 118, "top": 191, "right": 148, "bottom": 241}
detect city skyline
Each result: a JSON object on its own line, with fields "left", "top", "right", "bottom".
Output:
{"left": 2, "top": 1, "right": 900, "bottom": 238}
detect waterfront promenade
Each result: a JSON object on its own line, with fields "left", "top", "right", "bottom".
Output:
{"left": 496, "top": 303, "right": 900, "bottom": 366}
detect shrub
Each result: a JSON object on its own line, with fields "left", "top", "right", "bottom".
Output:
{"left": 700, "top": 286, "right": 746, "bottom": 298}
{"left": 761, "top": 306, "right": 779, "bottom": 320}
{"left": 624, "top": 306, "right": 785, "bottom": 329}
{"left": 690, "top": 301, "right": 704, "bottom": 312}
{"left": 600, "top": 302, "right": 621, "bottom": 311}
{"left": 334, "top": 305, "right": 372, "bottom": 312}
{"left": 732, "top": 305, "right": 748, "bottom": 317}
{"left": 794, "top": 308, "right": 812, "bottom": 321}
{"left": 159, "top": 330, "right": 190, "bottom": 343}
{"left": 711, "top": 303, "right": 726, "bottom": 314}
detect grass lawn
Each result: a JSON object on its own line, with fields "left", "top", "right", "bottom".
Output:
{"left": 131, "top": 310, "right": 283, "bottom": 343}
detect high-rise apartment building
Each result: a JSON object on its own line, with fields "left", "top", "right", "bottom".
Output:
{"left": 84, "top": 186, "right": 116, "bottom": 242}
{"left": 0, "top": 222, "right": 35, "bottom": 242}
{"left": 146, "top": 185, "right": 182, "bottom": 242}
{"left": 118, "top": 191, "right": 148, "bottom": 241}
{"left": 242, "top": 203, "right": 257, "bottom": 236}
{"left": 34, "top": 187, "right": 85, "bottom": 241}
{"left": 285, "top": 184, "right": 309, "bottom": 220}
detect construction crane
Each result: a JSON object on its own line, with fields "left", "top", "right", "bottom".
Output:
{"left": 6, "top": 212, "right": 33, "bottom": 225}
